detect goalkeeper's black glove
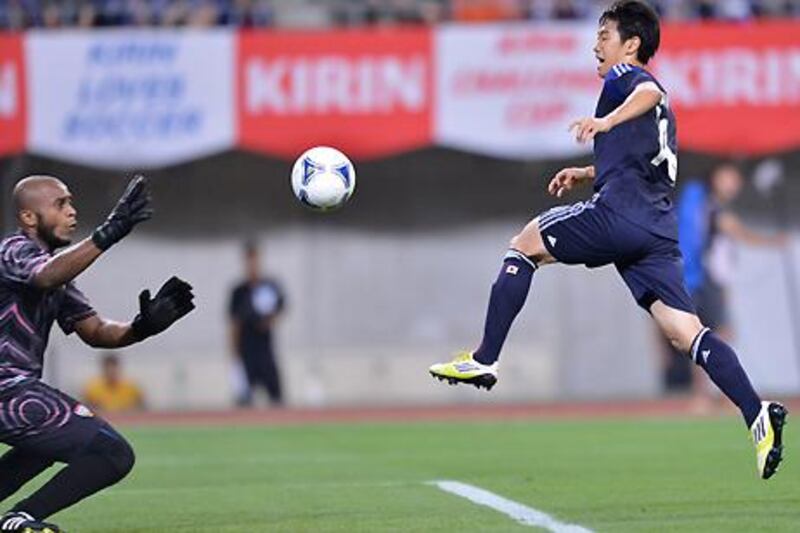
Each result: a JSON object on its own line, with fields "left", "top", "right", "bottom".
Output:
{"left": 131, "top": 277, "right": 195, "bottom": 341}
{"left": 92, "top": 174, "right": 154, "bottom": 251}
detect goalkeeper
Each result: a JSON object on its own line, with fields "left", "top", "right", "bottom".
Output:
{"left": 0, "top": 174, "right": 195, "bottom": 533}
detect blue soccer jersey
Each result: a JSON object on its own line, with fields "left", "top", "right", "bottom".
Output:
{"left": 0, "top": 232, "right": 96, "bottom": 393}
{"left": 593, "top": 63, "right": 678, "bottom": 241}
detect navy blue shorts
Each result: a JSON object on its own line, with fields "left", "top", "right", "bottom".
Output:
{"left": 0, "top": 381, "right": 120, "bottom": 462}
{"left": 537, "top": 196, "right": 696, "bottom": 314}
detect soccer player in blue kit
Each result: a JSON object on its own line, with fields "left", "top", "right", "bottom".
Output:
{"left": 430, "top": 0, "right": 786, "bottom": 480}
{"left": 0, "top": 175, "right": 195, "bottom": 532}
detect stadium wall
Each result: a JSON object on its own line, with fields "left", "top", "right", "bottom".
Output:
{"left": 3, "top": 150, "right": 799, "bottom": 409}
{"left": 2, "top": 21, "right": 800, "bottom": 408}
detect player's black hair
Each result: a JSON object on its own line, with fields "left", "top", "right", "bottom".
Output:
{"left": 600, "top": 1, "right": 660, "bottom": 64}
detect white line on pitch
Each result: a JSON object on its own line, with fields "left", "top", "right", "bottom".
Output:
{"left": 429, "top": 480, "right": 594, "bottom": 532}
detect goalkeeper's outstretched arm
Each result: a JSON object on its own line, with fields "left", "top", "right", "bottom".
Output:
{"left": 75, "top": 277, "right": 196, "bottom": 348}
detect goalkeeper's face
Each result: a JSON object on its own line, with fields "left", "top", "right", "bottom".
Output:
{"left": 34, "top": 181, "right": 78, "bottom": 250}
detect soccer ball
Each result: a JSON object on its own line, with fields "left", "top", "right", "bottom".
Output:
{"left": 291, "top": 146, "right": 356, "bottom": 211}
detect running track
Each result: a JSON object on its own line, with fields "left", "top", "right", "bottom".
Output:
{"left": 105, "top": 397, "right": 800, "bottom": 427}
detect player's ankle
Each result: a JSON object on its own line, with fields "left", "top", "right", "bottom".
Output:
{"left": 472, "top": 351, "right": 496, "bottom": 366}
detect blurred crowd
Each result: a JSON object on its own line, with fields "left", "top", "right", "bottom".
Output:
{"left": 1, "top": 0, "right": 798, "bottom": 29}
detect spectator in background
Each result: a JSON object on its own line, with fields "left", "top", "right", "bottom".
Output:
{"left": 83, "top": 353, "right": 146, "bottom": 413}
{"left": 690, "top": 0, "right": 758, "bottom": 19}
{"left": 693, "top": 0, "right": 718, "bottom": 17}
{"left": 391, "top": 0, "right": 426, "bottom": 22}
{"left": 4, "top": 0, "right": 800, "bottom": 29}
{"left": 665, "top": 162, "right": 787, "bottom": 404}
{"left": 248, "top": 0, "right": 273, "bottom": 26}
{"left": 160, "top": 0, "right": 190, "bottom": 25}
{"left": 356, "top": 0, "right": 397, "bottom": 25}
{"left": 187, "top": 0, "right": 221, "bottom": 26}
{"left": 76, "top": 1, "right": 98, "bottom": 27}
{"left": 228, "top": 241, "right": 286, "bottom": 407}
{"left": 715, "top": 0, "right": 755, "bottom": 18}
{"left": 42, "top": 1, "right": 64, "bottom": 27}
{"left": 418, "top": 0, "right": 447, "bottom": 23}
{"left": 127, "top": 0, "right": 154, "bottom": 26}
{"left": 221, "top": 0, "right": 255, "bottom": 27}
{"left": 452, "top": 0, "right": 520, "bottom": 21}
{"left": 552, "top": 0, "right": 582, "bottom": 19}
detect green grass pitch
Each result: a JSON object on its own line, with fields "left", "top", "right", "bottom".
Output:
{"left": 6, "top": 416, "right": 798, "bottom": 532}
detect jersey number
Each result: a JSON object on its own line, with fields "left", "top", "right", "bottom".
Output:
{"left": 650, "top": 105, "right": 677, "bottom": 185}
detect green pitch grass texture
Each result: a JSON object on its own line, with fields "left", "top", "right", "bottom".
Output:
{"left": 6, "top": 417, "right": 798, "bottom": 532}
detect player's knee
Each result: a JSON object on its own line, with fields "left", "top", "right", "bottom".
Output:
{"left": 651, "top": 301, "right": 704, "bottom": 355}
{"left": 665, "top": 320, "right": 704, "bottom": 355}
{"left": 661, "top": 322, "right": 700, "bottom": 354}
{"left": 509, "top": 224, "right": 549, "bottom": 263}
{"left": 86, "top": 429, "right": 136, "bottom": 480}
{"left": 508, "top": 234, "right": 525, "bottom": 253}
{"left": 111, "top": 437, "right": 136, "bottom": 479}
{"left": 665, "top": 333, "right": 691, "bottom": 354}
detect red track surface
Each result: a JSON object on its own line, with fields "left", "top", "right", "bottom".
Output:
{"left": 106, "top": 397, "right": 800, "bottom": 427}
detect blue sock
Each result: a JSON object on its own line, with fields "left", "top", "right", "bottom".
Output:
{"left": 692, "top": 328, "right": 762, "bottom": 427}
{"left": 473, "top": 250, "right": 536, "bottom": 365}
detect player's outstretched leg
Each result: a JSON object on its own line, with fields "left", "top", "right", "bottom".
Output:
{"left": 654, "top": 302, "right": 787, "bottom": 479}
{"left": 429, "top": 247, "right": 537, "bottom": 390}
{"left": 691, "top": 327, "right": 787, "bottom": 479}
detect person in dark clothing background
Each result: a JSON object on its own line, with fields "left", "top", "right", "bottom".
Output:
{"left": 666, "top": 162, "right": 786, "bottom": 404}
{"left": 228, "top": 241, "right": 285, "bottom": 407}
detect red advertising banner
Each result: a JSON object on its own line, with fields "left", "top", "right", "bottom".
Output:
{"left": 237, "top": 28, "right": 433, "bottom": 160}
{"left": 655, "top": 22, "right": 800, "bottom": 156}
{"left": 0, "top": 34, "right": 25, "bottom": 156}
{"left": 4, "top": 23, "right": 800, "bottom": 163}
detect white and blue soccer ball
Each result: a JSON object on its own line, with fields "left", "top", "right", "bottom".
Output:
{"left": 291, "top": 146, "right": 356, "bottom": 211}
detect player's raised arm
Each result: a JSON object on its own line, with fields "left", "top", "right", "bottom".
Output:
{"left": 570, "top": 83, "right": 662, "bottom": 144}
{"left": 602, "top": 82, "right": 662, "bottom": 131}
{"left": 31, "top": 240, "right": 103, "bottom": 290}
{"left": 547, "top": 166, "right": 595, "bottom": 198}
{"left": 31, "top": 175, "right": 153, "bottom": 290}
{"left": 74, "top": 276, "right": 195, "bottom": 348}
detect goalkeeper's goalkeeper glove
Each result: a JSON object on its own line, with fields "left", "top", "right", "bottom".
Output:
{"left": 92, "top": 174, "right": 154, "bottom": 251}
{"left": 132, "top": 276, "right": 195, "bottom": 340}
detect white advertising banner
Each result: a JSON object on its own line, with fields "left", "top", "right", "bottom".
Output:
{"left": 26, "top": 30, "right": 234, "bottom": 168}
{"left": 435, "top": 23, "right": 600, "bottom": 159}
